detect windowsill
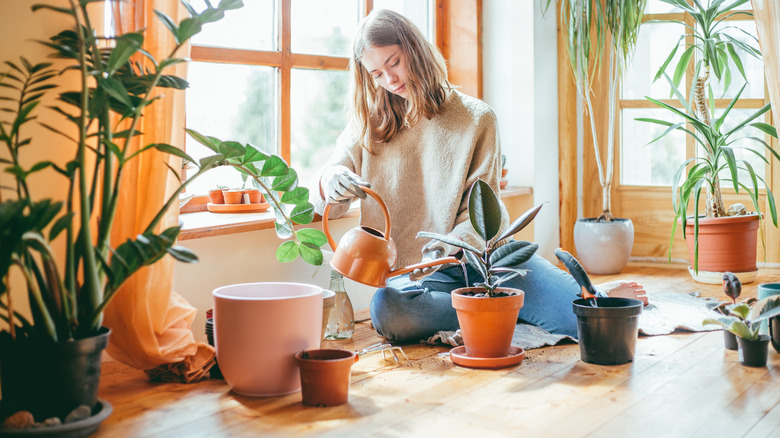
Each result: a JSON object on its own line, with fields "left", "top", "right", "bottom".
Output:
{"left": 178, "top": 185, "right": 533, "bottom": 241}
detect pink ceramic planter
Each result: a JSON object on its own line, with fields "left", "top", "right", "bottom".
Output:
{"left": 213, "top": 282, "right": 324, "bottom": 397}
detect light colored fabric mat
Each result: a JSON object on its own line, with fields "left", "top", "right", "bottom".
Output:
{"left": 424, "top": 292, "right": 724, "bottom": 351}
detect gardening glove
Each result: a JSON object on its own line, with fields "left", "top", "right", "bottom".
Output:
{"left": 409, "top": 240, "right": 459, "bottom": 282}
{"left": 320, "top": 166, "right": 370, "bottom": 205}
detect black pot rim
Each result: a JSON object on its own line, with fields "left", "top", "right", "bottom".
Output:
{"left": 572, "top": 298, "right": 643, "bottom": 317}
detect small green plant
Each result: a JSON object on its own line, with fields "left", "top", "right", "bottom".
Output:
{"left": 704, "top": 296, "right": 780, "bottom": 341}
{"left": 417, "top": 179, "right": 542, "bottom": 297}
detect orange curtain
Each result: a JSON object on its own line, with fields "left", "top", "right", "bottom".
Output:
{"left": 103, "top": 0, "right": 214, "bottom": 381}
{"left": 752, "top": 0, "right": 780, "bottom": 130}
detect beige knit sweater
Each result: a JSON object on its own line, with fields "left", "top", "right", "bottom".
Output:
{"left": 312, "top": 90, "right": 509, "bottom": 269}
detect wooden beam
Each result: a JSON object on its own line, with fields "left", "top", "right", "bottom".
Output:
{"left": 557, "top": 0, "right": 577, "bottom": 253}
{"left": 436, "top": 0, "right": 481, "bottom": 99}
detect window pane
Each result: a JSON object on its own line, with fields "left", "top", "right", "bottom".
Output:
{"left": 645, "top": 0, "right": 682, "bottom": 14}
{"left": 373, "top": 0, "right": 432, "bottom": 40}
{"left": 622, "top": 22, "right": 686, "bottom": 99}
{"left": 292, "top": 0, "right": 360, "bottom": 56}
{"left": 290, "top": 68, "right": 349, "bottom": 185}
{"left": 186, "top": 62, "right": 278, "bottom": 194}
{"left": 621, "top": 108, "right": 686, "bottom": 186}
{"left": 708, "top": 20, "right": 764, "bottom": 100}
{"left": 713, "top": 108, "right": 767, "bottom": 187}
{"left": 190, "top": 0, "right": 276, "bottom": 51}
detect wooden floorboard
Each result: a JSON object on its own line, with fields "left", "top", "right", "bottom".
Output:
{"left": 93, "top": 265, "right": 780, "bottom": 438}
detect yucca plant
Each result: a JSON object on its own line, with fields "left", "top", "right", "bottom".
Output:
{"left": 653, "top": 0, "right": 763, "bottom": 217}
{"left": 417, "top": 179, "right": 542, "bottom": 297}
{"left": 0, "top": 0, "right": 326, "bottom": 344}
{"left": 638, "top": 79, "right": 778, "bottom": 271}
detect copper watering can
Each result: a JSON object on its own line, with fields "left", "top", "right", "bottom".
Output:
{"left": 322, "top": 187, "right": 459, "bottom": 287}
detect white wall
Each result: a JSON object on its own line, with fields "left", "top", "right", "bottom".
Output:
{"left": 482, "top": 0, "right": 559, "bottom": 260}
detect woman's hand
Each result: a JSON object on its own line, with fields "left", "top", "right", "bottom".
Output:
{"left": 320, "top": 166, "right": 371, "bottom": 204}
{"left": 409, "top": 241, "right": 458, "bottom": 281}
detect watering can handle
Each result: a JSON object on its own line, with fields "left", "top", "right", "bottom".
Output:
{"left": 323, "top": 187, "right": 392, "bottom": 251}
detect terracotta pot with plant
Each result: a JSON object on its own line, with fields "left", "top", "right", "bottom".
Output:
{"left": 418, "top": 180, "right": 542, "bottom": 363}
{"left": 639, "top": 0, "right": 779, "bottom": 282}
{"left": 208, "top": 185, "right": 227, "bottom": 204}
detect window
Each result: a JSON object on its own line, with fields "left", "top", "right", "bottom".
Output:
{"left": 619, "top": 0, "right": 766, "bottom": 187}
{"left": 184, "top": 0, "right": 434, "bottom": 195}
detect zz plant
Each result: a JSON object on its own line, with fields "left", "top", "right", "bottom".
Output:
{"left": 418, "top": 179, "right": 542, "bottom": 297}
{"left": 0, "top": 0, "right": 326, "bottom": 344}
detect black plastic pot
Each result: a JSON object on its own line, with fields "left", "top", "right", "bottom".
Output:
{"left": 769, "top": 316, "right": 780, "bottom": 354}
{"left": 572, "top": 297, "right": 643, "bottom": 365}
{"left": 0, "top": 328, "right": 110, "bottom": 421}
{"left": 737, "top": 335, "right": 770, "bottom": 367}
{"left": 723, "top": 330, "right": 738, "bottom": 351}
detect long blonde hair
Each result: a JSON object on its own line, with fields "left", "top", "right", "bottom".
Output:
{"left": 349, "top": 9, "right": 451, "bottom": 152}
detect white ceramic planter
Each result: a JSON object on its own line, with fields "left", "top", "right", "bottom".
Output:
{"left": 213, "top": 282, "right": 323, "bottom": 397}
{"left": 573, "top": 218, "right": 634, "bottom": 275}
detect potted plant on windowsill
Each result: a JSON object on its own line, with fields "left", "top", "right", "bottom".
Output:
{"left": 418, "top": 180, "right": 542, "bottom": 365}
{"left": 704, "top": 296, "right": 780, "bottom": 367}
{"left": 553, "top": 0, "right": 647, "bottom": 275}
{"left": 0, "top": 0, "right": 327, "bottom": 429}
{"left": 638, "top": 0, "right": 779, "bottom": 283}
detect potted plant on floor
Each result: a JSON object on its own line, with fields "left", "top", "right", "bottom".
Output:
{"left": 551, "top": 0, "right": 647, "bottom": 274}
{"left": 704, "top": 296, "right": 780, "bottom": 367}
{"left": 639, "top": 0, "right": 779, "bottom": 283}
{"left": 418, "top": 180, "right": 542, "bottom": 363}
{"left": 0, "top": 0, "right": 326, "bottom": 430}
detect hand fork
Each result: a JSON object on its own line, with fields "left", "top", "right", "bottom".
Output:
{"left": 357, "top": 342, "right": 410, "bottom": 364}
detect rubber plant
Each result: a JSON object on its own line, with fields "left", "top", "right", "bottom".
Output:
{"left": 555, "top": 0, "right": 647, "bottom": 221}
{"left": 637, "top": 1, "right": 779, "bottom": 271}
{"left": 704, "top": 296, "right": 780, "bottom": 341}
{"left": 0, "top": 0, "right": 326, "bottom": 348}
{"left": 417, "top": 179, "right": 543, "bottom": 297}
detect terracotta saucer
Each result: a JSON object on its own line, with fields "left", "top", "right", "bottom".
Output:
{"left": 449, "top": 345, "right": 525, "bottom": 369}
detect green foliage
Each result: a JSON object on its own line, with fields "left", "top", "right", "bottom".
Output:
{"left": 639, "top": 79, "right": 778, "bottom": 271}
{"left": 0, "top": 0, "right": 324, "bottom": 344}
{"left": 653, "top": 0, "right": 760, "bottom": 94}
{"left": 703, "top": 296, "right": 780, "bottom": 340}
{"left": 418, "top": 180, "right": 543, "bottom": 297}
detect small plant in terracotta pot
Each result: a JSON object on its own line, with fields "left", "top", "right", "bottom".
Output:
{"left": 208, "top": 185, "right": 228, "bottom": 204}
{"left": 222, "top": 188, "right": 243, "bottom": 204}
{"left": 418, "top": 180, "right": 542, "bottom": 360}
{"left": 704, "top": 296, "right": 780, "bottom": 367}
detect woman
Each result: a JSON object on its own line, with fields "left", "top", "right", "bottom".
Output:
{"left": 312, "top": 9, "right": 647, "bottom": 343}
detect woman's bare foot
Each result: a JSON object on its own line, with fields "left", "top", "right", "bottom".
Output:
{"left": 596, "top": 280, "right": 649, "bottom": 306}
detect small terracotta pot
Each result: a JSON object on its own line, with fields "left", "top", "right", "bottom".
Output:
{"left": 450, "top": 287, "right": 524, "bottom": 358}
{"left": 243, "top": 188, "right": 264, "bottom": 204}
{"left": 222, "top": 189, "right": 243, "bottom": 204}
{"left": 208, "top": 189, "right": 225, "bottom": 204}
{"left": 501, "top": 168, "right": 508, "bottom": 178}
{"left": 683, "top": 214, "right": 759, "bottom": 273}
{"left": 295, "top": 349, "right": 358, "bottom": 407}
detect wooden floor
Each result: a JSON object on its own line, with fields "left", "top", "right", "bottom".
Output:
{"left": 95, "top": 265, "right": 780, "bottom": 438}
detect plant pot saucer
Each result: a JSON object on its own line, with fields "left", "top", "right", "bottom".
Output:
{"left": 687, "top": 266, "right": 757, "bottom": 285}
{"left": 207, "top": 202, "right": 269, "bottom": 213}
{"left": 0, "top": 399, "right": 112, "bottom": 438}
{"left": 449, "top": 346, "right": 525, "bottom": 369}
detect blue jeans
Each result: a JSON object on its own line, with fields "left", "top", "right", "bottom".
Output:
{"left": 369, "top": 253, "right": 581, "bottom": 343}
